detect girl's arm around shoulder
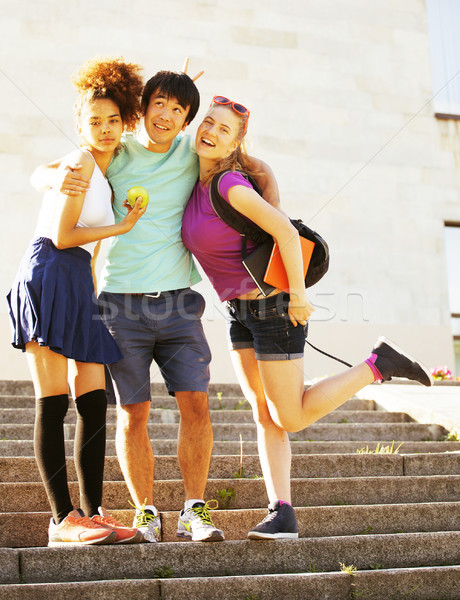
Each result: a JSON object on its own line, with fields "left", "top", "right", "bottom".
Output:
{"left": 30, "top": 151, "right": 91, "bottom": 196}
{"left": 61, "top": 149, "right": 95, "bottom": 177}
{"left": 30, "top": 157, "right": 64, "bottom": 193}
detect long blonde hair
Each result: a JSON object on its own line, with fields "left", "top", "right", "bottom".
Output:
{"left": 200, "top": 103, "right": 260, "bottom": 188}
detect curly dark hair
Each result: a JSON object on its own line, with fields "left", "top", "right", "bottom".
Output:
{"left": 72, "top": 56, "right": 144, "bottom": 131}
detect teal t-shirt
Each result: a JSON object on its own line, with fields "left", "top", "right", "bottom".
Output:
{"left": 99, "top": 133, "right": 201, "bottom": 293}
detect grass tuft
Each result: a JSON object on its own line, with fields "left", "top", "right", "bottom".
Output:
{"left": 356, "top": 441, "right": 403, "bottom": 454}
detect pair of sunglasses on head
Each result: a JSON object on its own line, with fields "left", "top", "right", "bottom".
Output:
{"left": 211, "top": 96, "right": 250, "bottom": 136}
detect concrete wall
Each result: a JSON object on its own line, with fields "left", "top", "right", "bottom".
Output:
{"left": 1, "top": 0, "right": 458, "bottom": 383}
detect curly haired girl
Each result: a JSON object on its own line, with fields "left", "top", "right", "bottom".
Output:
{"left": 7, "top": 56, "right": 147, "bottom": 546}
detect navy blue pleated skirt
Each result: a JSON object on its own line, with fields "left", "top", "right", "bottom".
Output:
{"left": 6, "top": 237, "right": 123, "bottom": 364}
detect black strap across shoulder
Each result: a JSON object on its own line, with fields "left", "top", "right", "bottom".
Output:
{"left": 209, "top": 170, "right": 270, "bottom": 259}
{"left": 208, "top": 169, "right": 330, "bottom": 287}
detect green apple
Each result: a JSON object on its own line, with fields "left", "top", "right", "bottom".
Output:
{"left": 127, "top": 186, "right": 149, "bottom": 209}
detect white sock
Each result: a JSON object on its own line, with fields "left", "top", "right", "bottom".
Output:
{"left": 184, "top": 499, "right": 204, "bottom": 511}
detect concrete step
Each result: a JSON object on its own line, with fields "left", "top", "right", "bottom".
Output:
{"left": 0, "top": 421, "right": 447, "bottom": 442}
{"left": 1, "top": 453, "right": 459, "bottom": 483}
{"left": 2, "top": 438, "right": 459, "bottom": 457}
{"left": 0, "top": 394, "right": 375, "bottom": 412}
{"left": 1, "top": 566, "right": 460, "bottom": 600}
{"left": 0, "top": 381, "right": 247, "bottom": 397}
{"left": 0, "top": 379, "right": 458, "bottom": 597}
{"left": 3, "top": 500, "right": 459, "bottom": 548}
{"left": 161, "top": 500, "right": 460, "bottom": 542}
{"left": 156, "top": 566, "right": 460, "bottom": 600}
{"left": 0, "top": 407, "right": 412, "bottom": 424}
{"left": 2, "top": 566, "right": 460, "bottom": 600}
{"left": 2, "top": 475, "right": 459, "bottom": 513}
{"left": 2, "top": 533, "right": 460, "bottom": 584}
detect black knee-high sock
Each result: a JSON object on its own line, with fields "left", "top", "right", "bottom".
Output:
{"left": 34, "top": 394, "right": 73, "bottom": 524}
{"left": 74, "top": 389, "right": 107, "bottom": 517}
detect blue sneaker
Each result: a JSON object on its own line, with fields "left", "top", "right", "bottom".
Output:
{"left": 248, "top": 501, "right": 298, "bottom": 540}
{"left": 371, "top": 337, "right": 433, "bottom": 386}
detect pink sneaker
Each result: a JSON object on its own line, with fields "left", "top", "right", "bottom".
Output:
{"left": 48, "top": 509, "right": 117, "bottom": 546}
{"left": 92, "top": 507, "right": 144, "bottom": 544}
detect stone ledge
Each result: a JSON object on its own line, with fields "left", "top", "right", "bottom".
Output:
{"left": 14, "top": 533, "right": 460, "bottom": 583}
{"left": 357, "top": 383, "right": 460, "bottom": 433}
{"left": 3, "top": 475, "right": 460, "bottom": 513}
{"left": 3, "top": 502, "right": 460, "bottom": 548}
{"left": 0, "top": 548, "right": 19, "bottom": 584}
{"left": 2, "top": 567, "right": 459, "bottom": 600}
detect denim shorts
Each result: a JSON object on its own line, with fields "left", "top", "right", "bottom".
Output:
{"left": 225, "top": 292, "right": 308, "bottom": 361}
{"left": 99, "top": 288, "right": 211, "bottom": 403}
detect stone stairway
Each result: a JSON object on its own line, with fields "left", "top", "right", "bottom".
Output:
{"left": 1, "top": 380, "right": 459, "bottom": 599}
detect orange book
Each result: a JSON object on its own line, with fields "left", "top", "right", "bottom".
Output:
{"left": 263, "top": 237, "right": 315, "bottom": 292}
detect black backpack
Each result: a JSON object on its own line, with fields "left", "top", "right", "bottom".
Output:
{"left": 209, "top": 170, "right": 330, "bottom": 288}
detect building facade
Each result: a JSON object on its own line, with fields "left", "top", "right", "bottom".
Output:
{"left": 1, "top": 0, "right": 459, "bottom": 383}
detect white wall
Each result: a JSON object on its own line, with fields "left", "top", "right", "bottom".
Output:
{"left": 1, "top": 0, "right": 458, "bottom": 382}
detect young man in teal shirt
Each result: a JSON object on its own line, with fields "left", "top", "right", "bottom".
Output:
{"left": 33, "top": 68, "right": 279, "bottom": 543}
{"left": 98, "top": 71, "right": 221, "bottom": 542}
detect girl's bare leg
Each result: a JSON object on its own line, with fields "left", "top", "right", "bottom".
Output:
{"left": 25, "top": 341, "right": 68, "bottom": 398}
{"left": 258, "top": 358, "right": 374, "bottom": 432}
{"left": 230, "top": 348, "right": 292, "bottom": 503}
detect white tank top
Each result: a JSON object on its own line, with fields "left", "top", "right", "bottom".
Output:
{"left": 35, "top": 152, "right": 114, "bottom": 256}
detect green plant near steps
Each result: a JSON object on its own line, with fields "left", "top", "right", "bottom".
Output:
{"left": 356, "top": 441, "right": 404, "bottom": 454}
{"left": 368, "top": 563, "right": 384, "bottom": 570}
{"left": 389, "top": 584, "right": 422, "bottom": 599}
{"left": 332, "top": 497, "right": 350, "bottom": 506}
{"left": 233, "top": 467, "right": 246, "bottom": 479}
{"left": 441, "top": 430, "right": 460, "bottom": 442}
{"left": 339, "top": 562, "right": 357, "bottom": 575}
{"left": 233, "top": 469, "right": 262, "bottom": 479}
{"left": 216, "top": 391, "right": 226, "bottom": 410}
{"left": 153, "top": 565, "right": 174, "bottom": 579}
{"left": 357, "top": 526, "right": 373, "bottom": 535}
{"left": 215, "top": 487, "right": 236, "bottom": 509}
{"left": 233, "top": 398, "right": 249, "bottom": 410}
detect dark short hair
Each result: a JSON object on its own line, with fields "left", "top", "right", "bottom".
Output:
{"left": 141, "top": 71, "right": 200, "bottom": 125}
